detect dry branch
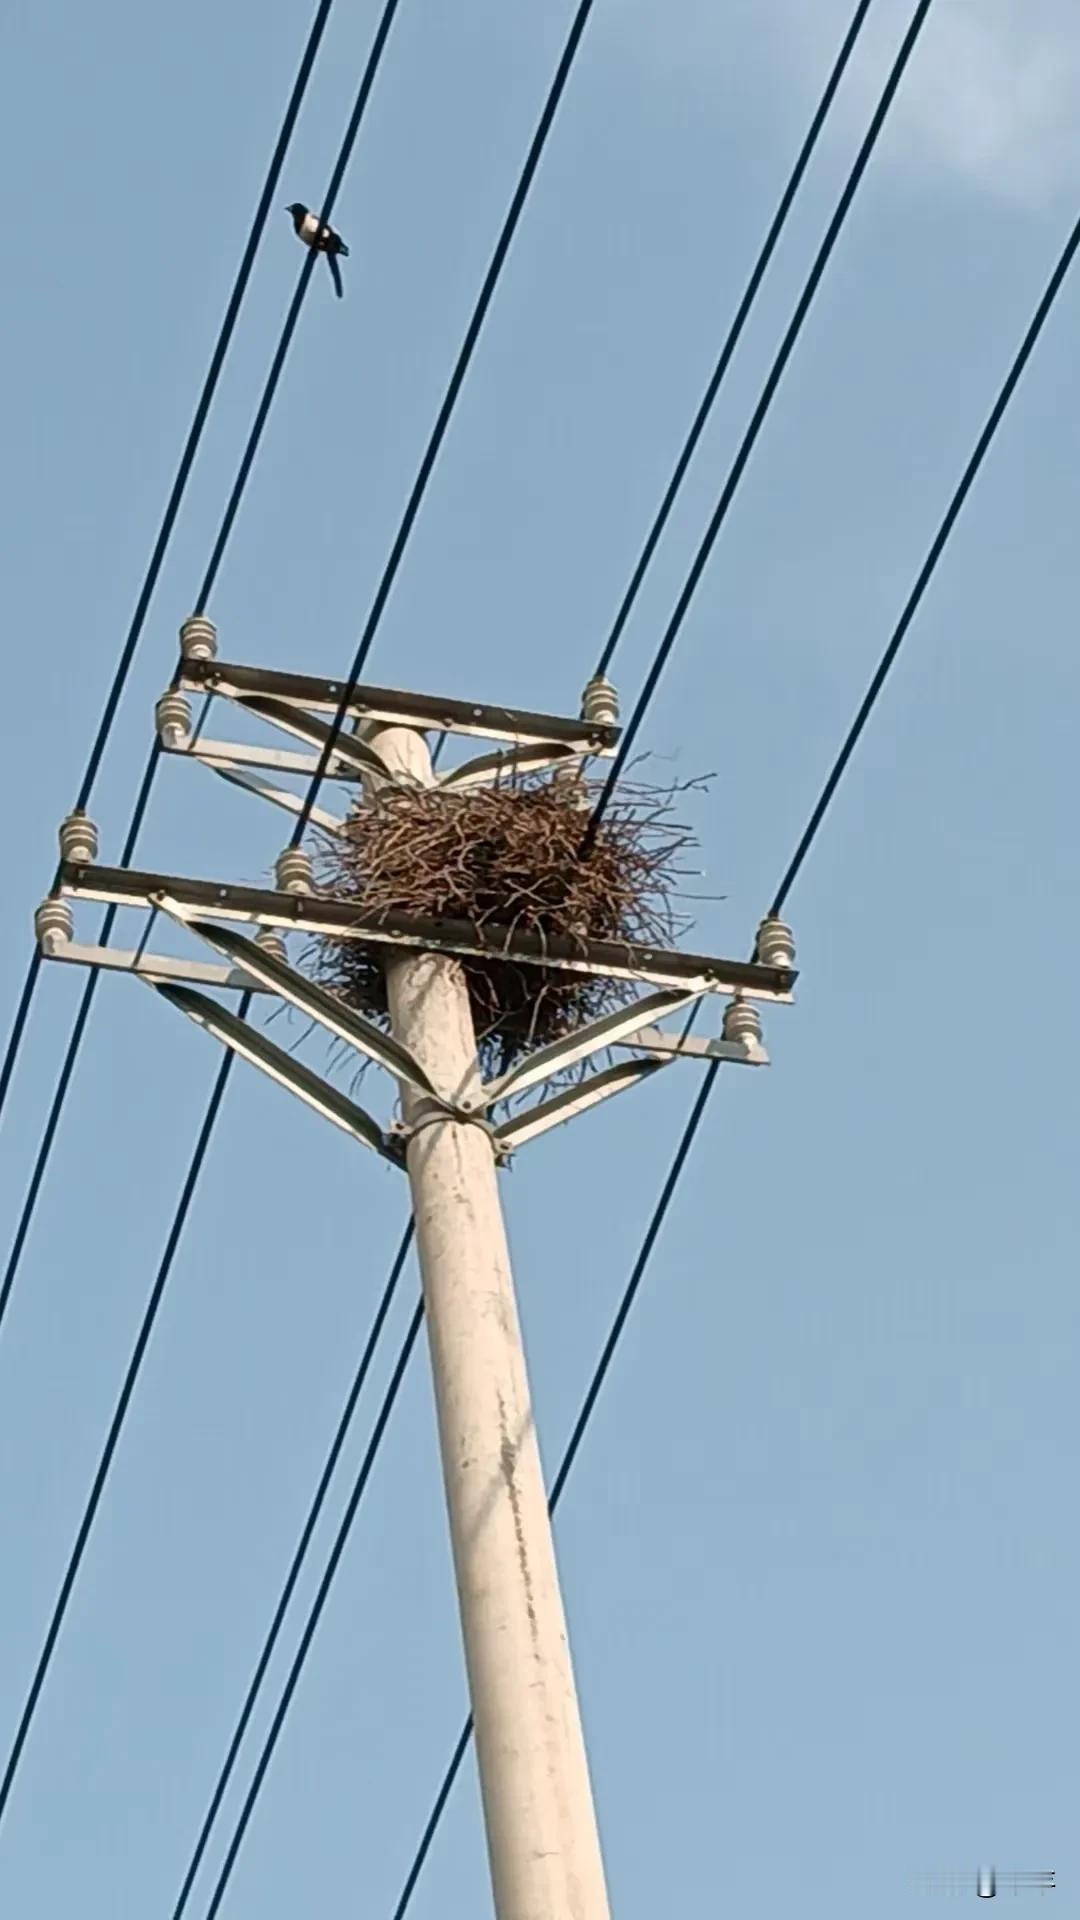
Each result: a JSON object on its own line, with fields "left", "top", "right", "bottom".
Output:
{"left": 308, "top": 766, "right": 707, "bottom": 1076}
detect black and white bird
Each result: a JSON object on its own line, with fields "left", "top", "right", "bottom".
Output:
{"left": 285, "top": 203, "right": 348, "bottom": 298}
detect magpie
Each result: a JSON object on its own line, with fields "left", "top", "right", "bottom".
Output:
{"left": 286, "top": 203, "right": 348, "bottom": 298}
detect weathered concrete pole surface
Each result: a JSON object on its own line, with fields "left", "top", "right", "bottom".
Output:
{"left": 370, "top": 721, "right": 611, "bottom": 1920}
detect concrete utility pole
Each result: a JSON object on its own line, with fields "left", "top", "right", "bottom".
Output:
{"left": 40, "top": 627, "right": 797, "bottom": 1920}
{"left": 371, "top": 721, "right": 611, "bottom": 1920}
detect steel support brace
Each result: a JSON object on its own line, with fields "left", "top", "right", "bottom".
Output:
{"left": 150, "top": 981, "right": 403, "bottom": 1165}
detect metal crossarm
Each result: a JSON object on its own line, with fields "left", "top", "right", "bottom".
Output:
{"left": 178, "top": 657, "right": 622, "bottom": 755}
{"left": 60, "top": 865, "right": 798, "bottom": 1002}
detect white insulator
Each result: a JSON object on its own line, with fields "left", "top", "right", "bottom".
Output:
{"left": 155, "top": 690, "right": 193, "bottom": 750}
{"left": 580, "top": 674, "right": 619, "bottom": 728}
{"left": 977, "top": 1868, "right": 996, "bottom": 1899}
{"left": 58, "top": 810, "right": 98, "bottom": 865}
{"left": 756, "top": 914, "right": 795, "bottom": 971}
{"left": 179, "top": 613, "right": 217, "bottom": 661}
{"left": 722, "top": 996, "right": 762, "bottom": 1047}
{"left": 275, "top": 847, "right": 313, "bottom": 896}
{"left": 253, "top": 926, "right": 288, "bottom": 964}
{"left": 35, "top": 898, "right": 74, "bottom": 955}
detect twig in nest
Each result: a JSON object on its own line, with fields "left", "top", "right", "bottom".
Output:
{"left": 306, "top": 766, "right": 712, "bottom": 1078}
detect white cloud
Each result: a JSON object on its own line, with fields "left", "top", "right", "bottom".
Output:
{"left": 613, "top": 0, "right": 1080, "bottom": 209}
{"left": 778, "top": 0, "right": 1080, "bottom": 209}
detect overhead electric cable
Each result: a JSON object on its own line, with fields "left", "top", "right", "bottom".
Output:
{"left": 387, "top": 188, "right": 1080, "bottom": 1920}
{"left": 0, "top": 0, "right": 407, "bottom": 1341}
{"left": 0, "top": 0, "right": 598, "bottom": 1840}
{"left": 200, "top": 1297, "right": 426, "bottom": 1919}
{"left": 142, "top": 8, "right": 883, "bottom": 1888}
{"left": 0, "top": 1016, "right": 248, "bottom": 1830}
{"left": 768, "top": 210, "right": 1080, "bottom": 912}
{"left": 582, "top": 0, "right": 935, "bottom": 851}
{"left": 146, "top": 42, "right": 1080, "bottom": 1920}
{"left": 0, "top": 0, "right": 340, "bottom": 1131}
{"left": 168, "top": 1223, "right": 416, "bottom": 1920}
{"left": 290, "top": 0, "right": 600, "bottom": 843}
{"left": 594, "top": 0, "right": 876, "bottom": 680}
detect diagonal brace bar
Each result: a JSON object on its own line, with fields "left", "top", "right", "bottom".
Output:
{"left": 494, "top": 1057, "right": 669, "bottom": 1153}
{"left": 480, "top": 987, "right": 704, "bottom": 1107}
{"left": 231, "top": 695, "right": 407, "bottom": 784}
{"left": 149, "top": 981, "right": 404, "bottom": 1165}
{"left": 437, "top": 743, "right": 582, "bottom": 793}
{"left": 211, "top": 763, "right": 345, "bottom": 833}
{"left": 153, "top": 897, "right": 440, "bottom": 1101}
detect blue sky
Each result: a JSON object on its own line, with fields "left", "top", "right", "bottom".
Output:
{"left": 0, "top": 0, "right": 1076, "bottom": 1913}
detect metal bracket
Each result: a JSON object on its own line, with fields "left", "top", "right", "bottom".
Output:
{"left": 169, "top": 735, "right": 355, "bottom": 780}
{"left": 438, "top": 743, "right": 582, "bottom": 793}
{"left": 389, "top": 1098, "right": 502, "bottom": 1155}
{"left": 614, "top": 1025, "right": 769, "bottom": 1067}
{"left": 477, "top": 987, "right": 705, "bottom": 1107}
{"left": 151, "top": 896, "right": 441, "bottom": 1102}
{"left": 493, "top": 1057, "right": 670, "bottom": 1154}
{"left": 149, "top": 980, "right": 404, "bottom": 1167}
{"left": 229, "top": 696, "right": 411, "bottom": 783}
{"left": 210, "top": 763, "right": 346, "bottom": 833}
{"left": 41, "top": 940, "right": 271, "bottom": 992}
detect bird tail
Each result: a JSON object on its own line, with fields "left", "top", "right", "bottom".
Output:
{"left": 327, "top": 251, "right": 344, "bottom": 299}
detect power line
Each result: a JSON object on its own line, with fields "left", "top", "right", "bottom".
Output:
{"left": 582, "top": 0, "right": 934, "bottom": 852}
{"left": 769, "top": 202, "right": 1080, "bottom": 916}
{"left": 0, "top": 0, "right": 412, "bottom": 1811}
{"left": 289, "top": 0, "right": 600, "bottom": 844}
{"left": 593, "top": 0, "right": 875, "bottom": 680}
{"left": 193, "top": 0, "right": 407, "bottom": 614}
{"left": 138, "top": 7, "right": 919, "bottom": 1889}
{"left": 0, "top": 0, "right": 597, "bottom": 1851}
{"left": 386, "top": 189, "right": 1080, "bottom": 1920}
{"left": 201, "top": 1297, "right": 426, "bottom": 1920}
{"left": 142, "top": 89, "right": 1080, "bottom": 1920}
{"left": 0, "top": 0, "right": 870, "bottom": 1359}
{"left": 25, "top": 0, "right": 1071, "bottom": 1897}
{"left": 169, "top": 1223, "right": 415, "bottom": 1920}
{"left": 0, "top": 1012, "right": 247, "bottom": 1832}
{"left": 140, "top": 50, "right": 1080, "bottom": 1920}
{"left": 390, "top": 1061, "right": 716, "bottom": 1916}
{"left": 0, "top": 0, "right": 339, "bottom": 1133}
{"left": 0, "top": 750, "right": 158, "bottom": 1337}
{"left": 0, "top": 0, "right": 407, "bottom": 1344}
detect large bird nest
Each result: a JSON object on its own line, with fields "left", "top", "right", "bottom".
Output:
{"left": 309, "top": 766, "right": 708, "bottom": 1077}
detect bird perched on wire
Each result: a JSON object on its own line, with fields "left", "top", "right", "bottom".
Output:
{"left": 285, "top": 203, "right": 348, "bottom": 298}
